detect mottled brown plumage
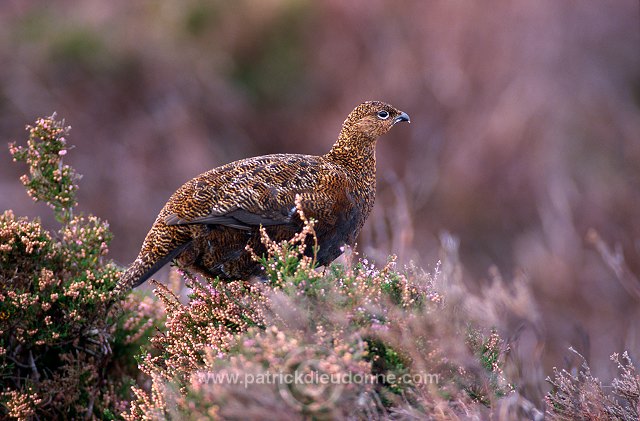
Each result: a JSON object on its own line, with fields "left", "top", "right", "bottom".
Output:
{"left": 118, "top": 101, "right": 410, "bottom": 290}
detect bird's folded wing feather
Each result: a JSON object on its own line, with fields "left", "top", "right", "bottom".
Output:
{"left": 164, "top": 208, "right": 293, "bottom": 230}
{"left": 163, "top": 155, "right": 348, "bottom": 230}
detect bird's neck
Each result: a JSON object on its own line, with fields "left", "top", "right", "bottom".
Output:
{"left": 325, "top": 131, "right": 377, "bottom": 181}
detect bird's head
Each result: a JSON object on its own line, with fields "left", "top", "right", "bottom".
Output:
{"left": 343, "top": 101, "right": 410, "bottom": 139}
{"left": 328, "top": 100, "right": 410, "bottom": 167}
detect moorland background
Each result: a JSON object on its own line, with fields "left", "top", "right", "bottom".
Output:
{"left": 1, "top": 0, "right": 639, "bottom": 408}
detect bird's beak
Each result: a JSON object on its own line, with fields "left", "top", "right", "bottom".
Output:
{"left": 393, "top": 112, "right": 411, "bottom": 125}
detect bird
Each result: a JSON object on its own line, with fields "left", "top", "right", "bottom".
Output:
{"left": 117, "top": 101, "right": 410, "bottom": 291}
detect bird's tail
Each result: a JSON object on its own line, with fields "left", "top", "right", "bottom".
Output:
{"left": 115, "top": 241, "right": 191, "bottom": 295}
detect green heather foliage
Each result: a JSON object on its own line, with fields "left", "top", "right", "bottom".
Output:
{"left": 1, "top": 115, "right": 161, "bottom": 419}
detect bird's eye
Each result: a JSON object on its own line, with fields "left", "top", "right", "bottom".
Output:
{"left": 377, "top": 110, "right": 390, "bottom": 120}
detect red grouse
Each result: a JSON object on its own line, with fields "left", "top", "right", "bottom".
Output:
{"left": 118, "top": 101, "right": 410, "bottom": 290}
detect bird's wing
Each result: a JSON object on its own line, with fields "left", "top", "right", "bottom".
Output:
{"left": 164, "top": 207, "right": 295, "bottom": 230}
{"left": 163, "top": 154, "right": 346, "bottom": 230}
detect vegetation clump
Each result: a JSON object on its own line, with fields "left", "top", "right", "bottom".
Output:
{"left": 126, "top": 207, "right": 515, "bottom": 419}
{"left": 1, "top": 115, "right": 161, "bottom": 419}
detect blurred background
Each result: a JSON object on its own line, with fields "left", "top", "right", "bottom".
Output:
{"left": 1, "top": 0, "right": 639, "bottom": 405}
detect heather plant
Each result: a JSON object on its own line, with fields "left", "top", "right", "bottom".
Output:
{"left": 134, "top": 274, "right": 267, "bottom": 391}
{"left": 546, "top": 348, "right": 640, "bottom": 420}
{"left": 8, "top": 116, "right": 79, "bottom": 224}
{"left": 1, "top": 115, "right": 161, "bottom": 419}
{"left": 126, "top": 207, "right": 520, "bottom": 419}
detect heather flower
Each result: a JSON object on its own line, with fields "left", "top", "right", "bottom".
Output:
{"left": 1, "top": 389, "right": 42, "bottom": 420}
{"left": 9, "top": 114, "right": 79, "bottom": 224}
